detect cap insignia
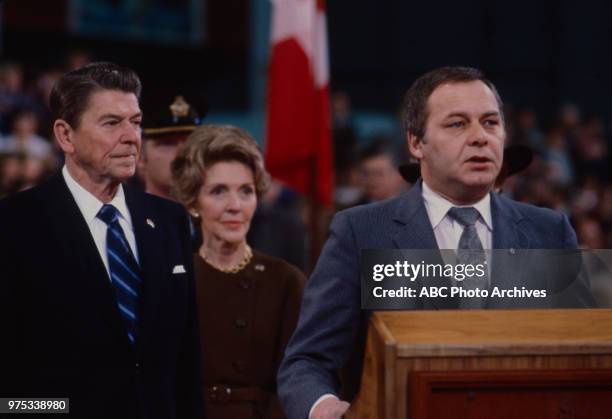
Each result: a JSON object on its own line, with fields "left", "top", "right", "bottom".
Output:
{"left": 169, "top": 96, "right": 190, "bottom": 118}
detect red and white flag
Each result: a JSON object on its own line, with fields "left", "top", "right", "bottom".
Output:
{"left": 265, "top": 0, "right": 334, "bottom": 206}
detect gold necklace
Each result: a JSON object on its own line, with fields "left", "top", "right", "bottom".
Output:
{"left": 200, "top": 244, "right": 253, "bottom": 274}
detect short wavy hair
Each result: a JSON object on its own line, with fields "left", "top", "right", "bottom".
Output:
{"left": 401, "top": 66, "right": 504, "bottom": 140}
{"left": 50, "top": 61, "right": 141, "bottom": 129}
{"left": 171, "top": 124, "right": 270, "bottom": 209}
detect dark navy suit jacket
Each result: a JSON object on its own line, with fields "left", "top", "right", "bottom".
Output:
{"left": 0, "top": 174, "right": 203, "bottom": 419}
{"left": 277, "top": 182, "right": 594, "bottom": 419}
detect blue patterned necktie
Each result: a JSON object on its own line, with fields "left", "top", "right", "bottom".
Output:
{"left": 447, "top": 206, "right": 487, "bottom": 309}
{"left": 97, "top": 204, "right": 142, "bottom": 344}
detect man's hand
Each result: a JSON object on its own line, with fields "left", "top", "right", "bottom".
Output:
{"left": 311, "top": 397, "right": 350, "bottom": 419}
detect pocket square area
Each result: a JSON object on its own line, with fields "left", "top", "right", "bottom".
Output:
{"left": 172, "top": 265, "right": 186, "bottom": 274}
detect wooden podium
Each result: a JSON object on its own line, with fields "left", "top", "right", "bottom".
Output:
{"left": 347, "top": 309, "right": 612, "bottom": 419}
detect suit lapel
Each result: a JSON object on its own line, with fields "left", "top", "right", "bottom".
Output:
{"left": 41, "top": 174, "right": 129, "bottom": 346}
{"left": 391, "top": 182, "right": 438, "bottom": 250}
{"left": 43, "top": 174, "right": 107, "bottom": 278}
{"left": 491, "top": 192, "right": 527, "bottom": 250}
{"left": 391, "top": 182, "right": 457, "bottom": 309}
{"left": 124, "top": 186, "right": 167, "bottom": 355}
{"left": 488, "top": 192, "right": 530, "bottom": 306}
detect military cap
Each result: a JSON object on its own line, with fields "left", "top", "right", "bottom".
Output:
{"left": 142, "top": 95, "right": 201, "bottom": 137}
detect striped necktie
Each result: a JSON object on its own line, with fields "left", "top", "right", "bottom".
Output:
{"left": 447, "top": 206, "right": 487, "bottom": 309}
{"left": 97, "top": 204, "right": 142, "bottom": 344}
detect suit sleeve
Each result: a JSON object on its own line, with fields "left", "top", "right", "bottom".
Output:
{"left": 552, "top": 213, "right": 597, "bottom": 308}
{"left": 561, "top": 213, "right": 578, "bottom": 249}
{"left": 277, "top": 212, "right": 362, "bottom": 419}
{"left": 175, "top": 211, "right": 205, "bottom": 419}
{"left": 0, "top": 202, "right": 19, "bottom": 397}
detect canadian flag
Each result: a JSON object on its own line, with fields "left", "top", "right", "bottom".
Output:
{"left": 265, "top": 0, "right": 334, "bottom": 206}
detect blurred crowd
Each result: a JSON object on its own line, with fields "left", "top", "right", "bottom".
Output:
{"left": 0, "top": 52, "right": 92, "bottom": 196}
{"left": 1, "top": 57, "right": 610, "bottom": 250}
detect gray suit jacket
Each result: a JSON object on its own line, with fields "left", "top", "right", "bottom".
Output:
{"left": 277, "top": 182, "right": 594, "bottom": 419}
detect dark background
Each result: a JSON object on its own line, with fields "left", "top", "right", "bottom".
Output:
{"left": 326, "top": 0, "right": 612, "bottom": 123}
{"left": 2, "top": 0, "right": 610, "bottom": 124}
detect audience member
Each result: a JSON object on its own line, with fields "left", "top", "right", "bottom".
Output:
{"left": 542, "top": 126, "right": 574, "bottom": 187}
{"left": 0, "top": 108, "right": 54, "bottom": 160}
{"left": 355, "top": 138, "right": 407, "bottom": 203}
{"left": 0, "top": 62, "right": 32, "bottom": 133}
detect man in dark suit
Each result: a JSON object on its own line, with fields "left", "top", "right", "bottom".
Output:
{"left": 0, "top": 62, "right": 203, "bottom": 419}
{"left": 277, "top": 66, "right": 594, "bottom": 419}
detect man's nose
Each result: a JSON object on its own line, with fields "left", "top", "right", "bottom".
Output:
{"left": 120, "top": 121, "right": 141, "bottom": 143}
{"left": 468, "top": 123, "right": 488, "bottom": 146}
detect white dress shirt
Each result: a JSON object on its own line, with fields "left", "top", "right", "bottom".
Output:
{"left": 62, "top": 166, "right": 139, "bottom": 279}
{"left": 421, "top": 180, "right": 493, "bottom": 250}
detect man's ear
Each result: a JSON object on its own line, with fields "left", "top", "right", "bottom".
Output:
{"left": 53, "top": 120, "right": 75, "bottom": 154}
{"left": 407, "top": 132, "right": 424, "bottom": 160}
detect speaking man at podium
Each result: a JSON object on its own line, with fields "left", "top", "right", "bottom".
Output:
{"left": 277, "top": 66, "right": 595, "bottom": 419}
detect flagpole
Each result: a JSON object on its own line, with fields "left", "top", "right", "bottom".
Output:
{"left": 309, "top": 155, "right": 322, "bottom": 272}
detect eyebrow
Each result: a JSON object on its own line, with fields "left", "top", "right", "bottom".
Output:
{"left": 443, "top": 111, "right": 501, "bottom": 119}
{"left": 98, "top": 112, "right": 142, "bottom": 121}
{"left": 481, "top": 111, "right": 501, "bottom": 119}
{"left": 207, "top": 181, "right": 255, "bottom": 187}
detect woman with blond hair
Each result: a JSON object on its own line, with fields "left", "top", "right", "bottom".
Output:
{"left": 171, "top": 124, "right": 305, "bottom": 419}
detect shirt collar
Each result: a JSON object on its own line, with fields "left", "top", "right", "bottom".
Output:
{"left": 421, "top": 180, "right": 493, "bottom": 231}
{"left": 62, "top": 165, "right": 132, "bottom": 226}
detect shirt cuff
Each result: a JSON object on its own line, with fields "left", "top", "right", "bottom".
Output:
{"left": 308, "top": 394, "right": 339, "bottom": 419}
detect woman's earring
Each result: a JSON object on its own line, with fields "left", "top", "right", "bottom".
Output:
{"left": 190, "top": 210, "right": 200, "bottom": 218}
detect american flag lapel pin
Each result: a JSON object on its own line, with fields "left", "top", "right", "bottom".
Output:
{"left": 146, "top": 218, "right": 156, "bottom": 229}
